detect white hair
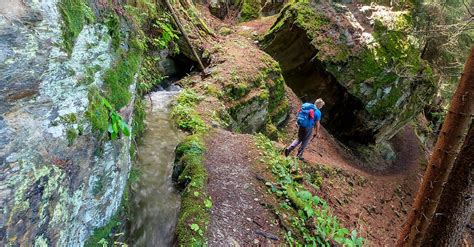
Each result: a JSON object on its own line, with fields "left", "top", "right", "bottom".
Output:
{"left": 315, "top": 98, "right": 325, "bottom": 108}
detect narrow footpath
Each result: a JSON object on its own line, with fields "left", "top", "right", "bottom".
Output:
{"left": 181, "top": 4, "right": 426, "bottom": 245}
{"left": 204, "top": 129, "right": 282, "bottom": 245}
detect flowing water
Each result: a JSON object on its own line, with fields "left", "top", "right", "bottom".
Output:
{"left": 129, "top": 88, "right": 183, "bottom": 246}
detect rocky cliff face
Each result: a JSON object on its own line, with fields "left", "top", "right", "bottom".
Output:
{"left": 0, "top": 0, "right": 135, "bottom": 245}
{"left": 262, "top": 2, "right": 435, "bottom": 144}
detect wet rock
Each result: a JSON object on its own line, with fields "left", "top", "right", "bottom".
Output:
{"left": 154, "top": 49, "right": 178, "bottom": 76}
{"left": 209, "top": 0, "right": 229, "bottom": 19}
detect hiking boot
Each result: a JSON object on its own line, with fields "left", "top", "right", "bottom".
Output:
{"left": 297, "top": 156, "right": 307, "bottom": 163}
{"left": 284, "top": 148, "right": 290, "bottom": 157}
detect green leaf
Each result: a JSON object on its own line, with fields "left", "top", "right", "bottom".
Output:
{"left": 194, "top": 191, "right": 200, "bottom": 197}
{"left": 112, "top": 121, "right": 118, "bottom": 133}
{"left": 101, "top": 98, "right": 112, "bottom": 109}
{"left": 297, "top": 190, "right": 312, "bottom": 201}
{"left": 337, "top": 228, "right": 350, "bottom": 236}
{"left": 204, "top": 198, "right": 212, "bottom": 208}
{"left": 108, "top": 124, "right": 114, "bottom": 134}
{"left": 122, "top": 123, "right": 130, "bottom": 136}
{"left": 304, "top": 205, "right": 314, "bottom": 218}
{"left": 98, "top": 238, "right": 108, "bottom": 247}
{"left": 110, "top": 130, "right": 118, "bottom": 140}
{"left": 190, "top": 223, "right": 200, "bottom": 231}
{"left": 119, "top": 119, "right": 130, "bottom": 136}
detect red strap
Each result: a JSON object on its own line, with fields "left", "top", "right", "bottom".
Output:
{"left": 309, "top": 109, "right": 314, "bottom": 119}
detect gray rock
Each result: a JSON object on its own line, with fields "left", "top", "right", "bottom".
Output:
{"left": 0, "top": 1, "right": 135, "bottom": 246}
{"left": 209, "top": 0, "right": 229, "bottom": 19}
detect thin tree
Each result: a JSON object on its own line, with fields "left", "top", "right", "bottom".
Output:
{"left": 422, "top": 119, "right": 473, "bottom": 246}
{"left": 397, "top": 46, "right": 474, "bottom": 246}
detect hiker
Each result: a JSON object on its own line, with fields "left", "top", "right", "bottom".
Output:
{"left": 284, "top": 98, "right": 325, "bottom": 161}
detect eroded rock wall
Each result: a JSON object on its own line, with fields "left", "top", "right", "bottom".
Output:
{"left": 0, "top": 1, "right": 135, "bottom": 245}
{"left": 262, "top": 2, "right": 435, "bottom": 144}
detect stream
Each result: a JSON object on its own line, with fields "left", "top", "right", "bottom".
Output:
{"left": 129, "top": 87, "right": 184, "bottom": 246}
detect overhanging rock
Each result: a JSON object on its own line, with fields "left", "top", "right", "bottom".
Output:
{"left": 261, "top": 2, "right": 435, "bottom": 145}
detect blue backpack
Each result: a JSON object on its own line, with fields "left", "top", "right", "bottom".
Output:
{"left": 297, "top": 103, "right": 315, "bottom": 128}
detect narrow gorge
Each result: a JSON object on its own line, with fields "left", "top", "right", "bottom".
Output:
{"left": 1, "top": 0, "right": 472, "bottom": 246}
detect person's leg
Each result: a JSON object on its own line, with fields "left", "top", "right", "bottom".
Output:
{"left": 285, "top": 127, "right": 304, "bottom": 156}
{"left": 296, "top": 127, "right": 313, "bottom": 158}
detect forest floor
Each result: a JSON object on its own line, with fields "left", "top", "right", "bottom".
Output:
{"left": 186, "top": 4, "right": 427, "bottom": 246}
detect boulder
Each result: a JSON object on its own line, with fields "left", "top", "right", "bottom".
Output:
{"left": 261, "top": 0, "right": 286, "bottom": 16}
{"left": 209, "top": 0, "right": 229, "bottom": 19}
{"left": 261, "top": 2, "right": 435, "bottom": 144}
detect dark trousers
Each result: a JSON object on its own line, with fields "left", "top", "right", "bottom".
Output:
{"left": 287, "top": 126, "right": 312, "bottom": 158}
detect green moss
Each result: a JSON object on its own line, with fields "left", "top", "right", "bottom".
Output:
{"left": 325, "top": 17, "right": 434, "bottom": 118}
{"left": 240, "top": 0, "right": 261, "bottom": 21}
{"left": 270, "top": 98, "right": 289, "bottom": 124}
{"left": 170, "top": 88, "right": 213, "bottom": 245}
{"left": 368, "top": 86, "right": 403, "bottom": 117}
{"left": 260, "top": 56, "right": 289, "bottom": 124}
{"left": 85, "top": 87, "right": 109, "bottom": 134}
{"left": 103, "top": 38, "right": 143, "bottom": 110}
{"left": 66, "top": 127, "right": 78, "bottom": 146}
{"left": 124, "top": 0, "right": 158, "bottom": 27}
{"left": 79, "top": 65, "right": 101, "bottom": 85}
{"left": 104, "top": 13, "right": 121, "bottom": 51}
{"left": 227, "top": 90, "right": 268, "bottom": 119}
{"left": 170, "top": 89, "right": 208, "bottom": 134}
{"left": 58, "top": 0, "right": 95, "bottom": 54}
{"left": 262, "top": 122, "right": 278, "bottom": 140}
{"left": 84, "top": 211, "right": 122, "bottom": 247}
{"left": 201, "top": 83, "right": 223, "bottom": 98}
{"left": 85, "top": 86, "right": 132, "bottom": 140}
{"left": 225, "top": 82, "right": 250, "bottom": 100}
{"left": 265, "top": 2, "right": 350, "bottom": 63}
{"left": 137, "top": 55, "right": 165, "bottom": 95}
{"left": 130, "top": 96, "right": 146, "bottom": 158}
{"left": 185, "top": 5, "right": 215, "bottom": 36}
{"left": 174, "top": 135, "right": 211, "bottom": 246}
{"left": 218, "top": 26, "right": 232, "bottom": 36}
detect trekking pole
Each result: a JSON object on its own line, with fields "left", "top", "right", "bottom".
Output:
{"left": 309, "top": 135, "right": 323, "bottom": 157}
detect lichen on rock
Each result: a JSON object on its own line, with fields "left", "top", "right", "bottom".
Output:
{"left": 0, "top": 1, "right": 138, "bottom": 245}
{"left": 262, "top": 1, "right": 435, "bottom": 144}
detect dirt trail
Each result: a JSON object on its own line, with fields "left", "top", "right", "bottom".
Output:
{"left": 204, "top": 129, "right": 282, "bottom": 246}
{"left": 188, "top": 4, "right": 426, "bottom": 246}
{"left": 283, "top": 88, "right": 424, "bottom": 245}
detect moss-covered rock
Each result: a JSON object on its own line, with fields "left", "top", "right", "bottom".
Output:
{"left": 58, "top": 0, "right": 95, "bottom": 54}
{"left": 240, "top": 0, "right": 262, "bottom": 21}
{"left": 262, "top": 2, "right": 435, "bottom": 144}
{"left": 1, "top": 1, "right": 145, "bottom": 245}
{"left": 209, "top": 0, "right": 229, "bottom": 19}
{"left": 223, "top": 54, "right": 289, "bottom": 133}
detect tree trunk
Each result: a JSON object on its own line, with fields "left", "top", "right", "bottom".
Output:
{"left": 422, "top": 120, "right": 473, "bottom": 246}
{"left": 397, "top": 47, "right": 474, "bottom": 246}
